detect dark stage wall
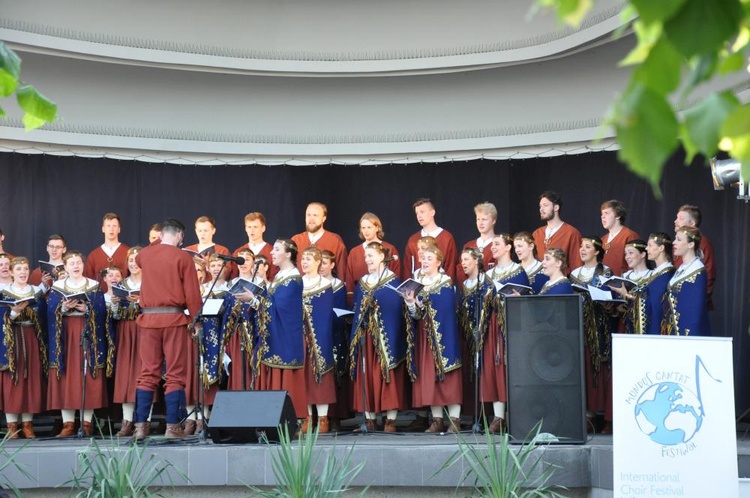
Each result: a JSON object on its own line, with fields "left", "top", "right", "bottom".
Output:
{"left": 1, "top": 150, "right": 749, "bottom": 414}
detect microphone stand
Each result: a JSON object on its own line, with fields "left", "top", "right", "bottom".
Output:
{"left": 471, "top": 271, "right": 484, "bottom": 434}
{"left": 77, "top": 298, "right": 92, "bottom": 439}
{"left": 188, "top": 259, "right": 229, "bottom": 442}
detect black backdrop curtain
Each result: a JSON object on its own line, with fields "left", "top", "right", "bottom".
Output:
{"left": 1, "top": 150, "right": 748, "bottom": 415}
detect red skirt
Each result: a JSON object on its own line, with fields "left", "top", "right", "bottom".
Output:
{"left": 226, "top": 329, "right": 253, "bottom": 391}
{"left": 351, "top": 334, "right": 406, "bottom": 413}
{"left": 185, "top": 336, "right": 218, "bottom": 406}
{"left": 304, "top": 360, "right": 336, "bottom": 405}
{"left": 47, "top": 316, "right": 108, "bottom": 410}
{"left": 480, "top": 318, "right": 506, "bottom": 403}
{"left": 412, "top": 324, "right": 463, "bottom": 408}
{"left": 585, "top": 345, "right": 605, "bottom": 413}
{"left": 113, "top": 320, "right": 141, "bottom": 404}
{"left": 257, "top": 364, "right": 307, "bottom": 419}
{"left": 1, "top": 324, "right": 45, "bottom": 414}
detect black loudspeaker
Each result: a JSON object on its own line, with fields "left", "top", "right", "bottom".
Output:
{"left": 505, "top": 295, "right": 586, "bottom": 444}
{"left": 209, "top": 390, "right": 296, "bottom": 444}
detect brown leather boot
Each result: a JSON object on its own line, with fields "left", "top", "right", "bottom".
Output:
{"left": 426, "top": 417, "right": 445, "bottom": 433}
{"left": 6, "top": 422, "right": 20, "bottom": 439}
{"left": 116, "top": 420, "right": 134, "bottom": 437}
{"left": 132, "top": 422, "right": 150, "bottom": 441}
{"left": 164, "top": 423, "right": 185, "bottom": 439}
{"left": 318, "top": 416, "right": 330, "bottom": 434}
{"left": 447, "top": 417, "right": 461, "bottom": 433}
{"left": 384, "top": 418, "right": 397, "bottom": 433}
{"left": 195, "top": 419, "right": 204, "bottom": 435}
{"left": 301, "top": 416, "right": 312, "bottom": 434}
{"left": 21, "top": 421, "right": 35, "bottom": 439}
{"left": 183, "top": 419, "right": 197, "bottom": 436}
{"left": 83, "top": 421, "right": 93, "bottom": 437}
{"left": 57, "top": 421, "right": 76, "bottom": 437}
{"left": 488, "top": 416, "right": 505, "bottom": 434}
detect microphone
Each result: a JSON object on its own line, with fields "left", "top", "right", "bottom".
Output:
{"left": 253, "top": 259, "right": 263, "bottom": 266}
{"left": 217, "top": 254, "right": 245, "bottom": 265}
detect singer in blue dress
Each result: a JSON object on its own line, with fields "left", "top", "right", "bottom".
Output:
{"left": 538, "top": 248, "right": 575, "bottom": 295}
{"left": 513, "top": 232, "right": 549, "bottom": 294}
{"left": 349, "top": 242, "right": 407, "bottom": 432}
{"left": 458, "top": 247, "right": 504, "bottom": 433}
{"left": 47, "top": 251, "right": 111, "bottom": 437}
{"left": 255, "top": 240, "right": 307, "bottom": 419}
{"left": 300, "top": 247, "right": 336, "bottom": 433}
{"left": 405, "top": 245, "right": 463, "bottom": 433}
{"left": 663, "top": 227, "right": 711, "bottom": 336}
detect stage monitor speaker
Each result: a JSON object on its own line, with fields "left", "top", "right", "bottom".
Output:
{"left": 505, "top": 295, "right": 586, "bottom": 444}
{"left": 209, "top": 390, "right": 296, "bottom": 444}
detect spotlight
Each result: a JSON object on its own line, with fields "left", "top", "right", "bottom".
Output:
{"left": 710, "top": 157, "right": 748, "bottom": 201}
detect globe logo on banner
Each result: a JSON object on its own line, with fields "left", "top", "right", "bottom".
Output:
{"left": 634, "top": 381, "right": 704, "bottom": 446}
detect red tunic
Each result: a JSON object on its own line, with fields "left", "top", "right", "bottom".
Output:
{"left": 230, "top": 242, "right": 278, "bottom": 282}
{"left": 601, "top": 227, "right": 640, "bottom": 276}
{"left": 292, "top": 231, "right": 349, "bottom": 284}
{"left": 402, "top": 229, "right": 458, "bottom": 282}
{"left": 344, "top": 242, "right": 401, "bottom": 296}
{"left": 532, "top": 223, "right": 583, "bottom": 272}
{"left": 351, "top": 338, "right": 407, "bottom": 413}
{"left": 456, "top": 239, "right": 495, "bottom": 287}
{"left": 84, "top": 244, "right": 131, "bottom": 282}
{"left": 135, "top": 243, "right": 203, "bottom": 394}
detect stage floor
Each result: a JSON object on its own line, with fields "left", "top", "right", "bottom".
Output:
{"left": 3, "top": 421, "right": 750, "bottom": 495}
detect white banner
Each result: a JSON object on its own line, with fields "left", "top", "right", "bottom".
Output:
{"left": 613, "top": 334, "right": 738, "bottom": 498}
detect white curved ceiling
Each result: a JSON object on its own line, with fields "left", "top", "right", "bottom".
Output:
{"left": 0, "top": 0, "right": 747, "bottom": 165}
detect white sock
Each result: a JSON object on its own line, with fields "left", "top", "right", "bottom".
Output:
{"left": 307, "top": 405, "right": 314, "bottom": 416}
{"left": 386, "top": 410, "right": 398, "bottom": 421}
{"left": 61, "top": 409, "right": 75, "bottom": 423}
{"left": 447, "top": 404, "right": 461, "bottom": 419}
{"left": 21, "top": 413, "right": 33, "bottom": 423}
{"left": 82, "top": 410, "right": 94, "bottom": 423}
{"left": 430, "top": 406, "right": 444, "bottom": 419}
{"left": 122, "top": 403, "right": 135, "bottom": 421}
{"left": 365, "top": 411, "right": 376, "bottom": 420}
{"left": 493, "top": 402, "right": 505, "bottom": 419}
{"left": 5, "top": 413, "right": 19, "bottom": 423}
{"left": 316, "top": 404, "right": 329, "bottom": 417}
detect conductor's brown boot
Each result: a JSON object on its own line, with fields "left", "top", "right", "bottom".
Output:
{"left": 21, "top": 421, "right": 36, "bottom": 439}
{"left": 165, "top": 423, "right": 185, "bottom": 439}
{"left": 426, "top": 418, "right": 445, "bottom": 433}
{"left": 183, "top": 419, "right": 196, "bottom": 436}
{"left": 6, "top": 422, "right": 19, "bottom": 439}
{"left": 132, "top": 423, "right": 150, "bottom": 441}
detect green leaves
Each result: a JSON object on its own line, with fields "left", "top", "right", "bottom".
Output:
{"left": 0, "top": 41, "right": 57, "bottom": 131}
{"left": 611, "top": 83, "right": 678, "bottom": 194}
{"left": 663, "top": 0, "right": 743, "bottom": 58}
{"left": 682, "top": 92, "right": 739, "bottom": 163}
{"left": 536, "top": 0, "right": 749, "bottom": 194}
{"left": 16, "top": 84, "right": 57, "bottom": 131}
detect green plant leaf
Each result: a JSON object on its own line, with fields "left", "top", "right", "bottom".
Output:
{"left": 612, "top": 83, "right": 679, "bottom": 194}
{"left": 16, "top": 84, "right": 57, "bottom": 130}
{"left": 620, "top": 20, "right": 663, "bottom": 66}
{"left": 0, "top": 105, "right": 5, "bottom": 118}
{"left": 663, "top": 0, "right": 743, "bottom": 58}
{"left": 632, "top": 38, "right": 683, "bottom": 94}
{"left": 632, "top": 0, "right": 687, "bottom": 25}
{"left": 536, "top": 0, "right": 592, "bottom": 27}
{"left": 0, "top": 68, "right": 19, "bottom": 98}
{"left": 718, "top": 50, "right": 747, "bottom": 74}
{"left": 0, "top": 42, "right": 21, "bottom": 81}
{"left": 682, "top": 91, "right": 739, "bottom": 162}
{"left": 720, "top": 104, "right": 750, "bottom": 180}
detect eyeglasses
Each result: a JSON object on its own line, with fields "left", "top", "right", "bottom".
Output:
{"left": 47, "top": 245, "right": 65, "bottom": 250}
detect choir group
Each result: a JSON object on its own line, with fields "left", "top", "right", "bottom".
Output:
{"left": 0, "top": 191, "right": 715, "bottom": 439}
